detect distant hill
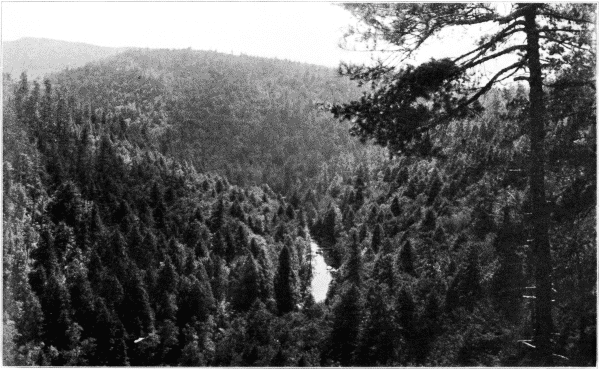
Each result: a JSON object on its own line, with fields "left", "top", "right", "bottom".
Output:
{"left": 51, "top": 48, "right": 370, "bottom": 192}
{"left": 3, "top": 37, "right": 128, "bottom": 79}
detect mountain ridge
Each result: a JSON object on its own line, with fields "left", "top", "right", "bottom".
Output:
{"left": 3, "top": 37, "right": 130, "bottom": 79}
{"left": 2, "top": 37, "right": 339, "bottom": 80}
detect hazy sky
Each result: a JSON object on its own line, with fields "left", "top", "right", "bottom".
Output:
{"left": 1, "top": 1, "right": 501, "bottom": 68}
{"left": 3, "top": 2, "right": 375, "bottom": 67}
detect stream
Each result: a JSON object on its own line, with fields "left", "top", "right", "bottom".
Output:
{"left": 309, "top": 240, "right": 333, "bottom": 303}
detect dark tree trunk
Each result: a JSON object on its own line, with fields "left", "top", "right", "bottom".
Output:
{"left": 523, "top": 5, "right": 554, "bottom": 365}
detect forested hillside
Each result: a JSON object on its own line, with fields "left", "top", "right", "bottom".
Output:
{"left": 4, "top": 72, "right": 332, "bottom": 365}
{"left": 49, "top": 48, "right": 375, "bottom": 193}
{"left": 2, "top": 3, "right": 597, "bottom": 367}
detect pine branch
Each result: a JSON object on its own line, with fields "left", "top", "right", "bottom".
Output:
{"left": 460, "top": 45, "right": 528, "bottom": 71}
{"left": 459, "top": 61, "right": 525, "bottom": 108}
{"left": 454, "top": 21, "right": 526, "bottom": 64}
{"left": 538, "top": 11, "right": 595, "bottom": 25}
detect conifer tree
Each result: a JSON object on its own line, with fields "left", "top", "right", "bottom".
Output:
{"left": 332, "top": 5, "right": 596, "bottom": 361}
{"left": 321, "top": 206, "right": 339, "bottom": 249}
{"left": 231, "top": 255, "right": 261, "bottom": 312}
{"left": 274, "top": 245, "right": 298, "bottom": 315}
{"left": 326, "top": 284, "right": 363, "bottom": 366}
{"left": 68, "top": 273, "right": 96, "bottom": 337}
{"left": 177, "top": 275, "right": 215, "bottom": 325}
{"left": 396, "top": 287, "right": 417, "bottom": 363}
{"left": 446, "top": 246, "right": 482, "bottom": 312}
{"left": 420, "top": 208, "right": 437, "bottom": 232}
{"left": 345, "top": 231, "right": 362, "bottom": 287}
{"left": 398, "top": 240, "right": 415, "bottom": 276}
{"left": 372, "top": 252, "right": 396, "bottom": 290}
{"left": 122, "top": 263, "right": 155, "bottom": 337}
{"left": 355, "top": 284, "right": 399, "bottom": 366}
{"left": 491, "top": 208, "right": 525, "bottom": 322}
{"left": 371, "top": 223, "right": 383, "bottom": 253}
{"left": 249, "top": 238, "right": 274, "bottom": 301}
{"left": 210, "top": 256, "right": 229, "bottom": 302}
{"left": 209, "top": 197, "right": 225, "bottom": 233}
{"left": 39, "top": 270, "right": 75, "bottom": 355}
{"left": 390, "top": 196, "right": 401, "bottom": 217}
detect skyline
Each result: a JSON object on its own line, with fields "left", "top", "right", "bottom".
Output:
{"left": 3, "top": 2, "right": 378, "bottom": 68}
{"left": 2, "top": 2, "right": 489, "bottom": 69}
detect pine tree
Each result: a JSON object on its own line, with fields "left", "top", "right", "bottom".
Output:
{"left": 232, "top": 255, "right": 262, "bottom": 312}
{"left": 345, "top": 231, "right": 362, "bottom": 287}
{"left": 177, "top": 275, "right": 215, "bottom": 325}
{"left": 122, "top": 263, "right": 155, "bottom": 337}
{"left": 372, "top": 253, "right": 396, "bottom": 290}
{"left": 398, "top": 240, "right": 415, "bottom": 276}
{"left": 326, "top": 284, "right": 363, "bottom": 366}
{"left": 396, "top": 287, "right": 417, "bottom": 363}
{"left": 39, "top": 270, "right": 75, "bottom": 353}
{"left": 320, "top": 206, "right": 339, "bottom": 249}
{"left": 274, "top": 245, "right": 298, "bottom": 315}
{"left": 68, "top": 273, "right": 96, "bottom": 337}
{"left": 420, "top": 208, "right": 437, "bottom": 233}
{"left": 355, "top": 284, "right": 399, "bottom": 366}
{"left": 249, "top": 238, "right": 274, "bottom": 301}
{"left": 446, "top": 246, "right": 482, "bottom": 312}
{"left": 235, "top": 224, "right": 249, "bottom": 253}
{"left": 491, "top": 208, "right": 525, "bottom": 322}
{"left": 332, "top": 5, "right": 595, "bottom": 361}
{"left": 371, "top": 223, "right": 383, "bottom": 253}
{"left": 390, "top": 196, "right": 401, "bottom": 217}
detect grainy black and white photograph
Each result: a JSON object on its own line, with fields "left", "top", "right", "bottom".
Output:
{"left": 2, "top": 1, "right": 597, "bottom": 366}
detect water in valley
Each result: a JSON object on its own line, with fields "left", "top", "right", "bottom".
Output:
{"left": 309, "top": 240, "right": 333, "bottom": 303}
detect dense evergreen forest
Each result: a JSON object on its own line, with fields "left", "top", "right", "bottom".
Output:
{"left": 3, "top": 3, "right": 597, "bottom": 367}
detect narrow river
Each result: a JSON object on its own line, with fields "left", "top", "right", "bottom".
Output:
{"left": 309, "top": 240, "right": 333, "bottom": 302}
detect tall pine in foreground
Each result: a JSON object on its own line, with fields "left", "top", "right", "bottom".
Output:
{"left": 331, "top": 4, "right": 595, "bottom": 364}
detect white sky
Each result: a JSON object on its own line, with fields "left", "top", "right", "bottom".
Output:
{"left": 1, "top": 1, "right": 500, "bottom": 68}
{"left": 2, "top": 2, "right": 377, "bottom": 67}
